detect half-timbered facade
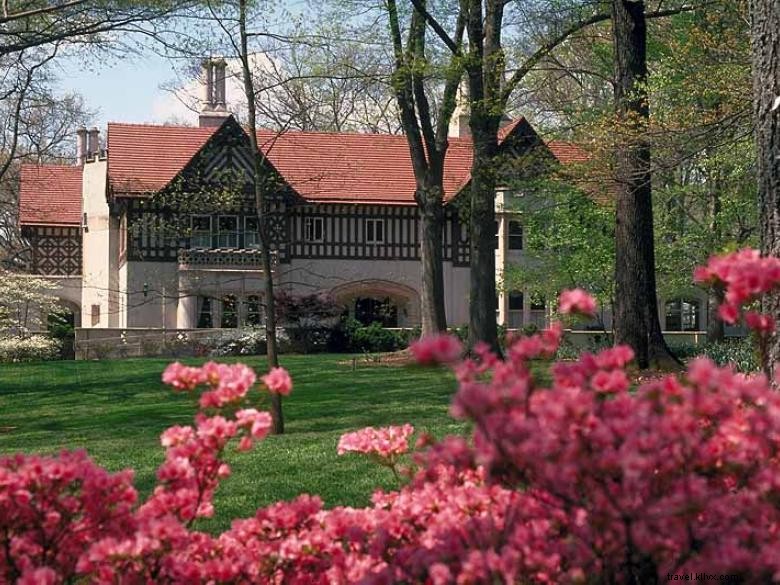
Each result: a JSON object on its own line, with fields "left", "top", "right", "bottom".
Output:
{"left": 22, "top": 62, "right": 651, "bottom": 334}
{"left": 20, "top": 110, "right": 584, "bottom": 332}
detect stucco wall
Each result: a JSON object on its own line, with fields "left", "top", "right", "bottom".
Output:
{"left": 80, "top": 158, "right": 121, "bottom": 327}
{"left": 123, "top": 261, "right": 179, "bottom": 328}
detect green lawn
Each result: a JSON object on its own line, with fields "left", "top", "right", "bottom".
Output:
{"left": 0, "top": 354, "right": 462, "bottom": 531}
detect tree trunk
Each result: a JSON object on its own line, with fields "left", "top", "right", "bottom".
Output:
{"left": 418, "top": 189, "right": 447, "bottom": 336}
{"left": 385, "top": 0, "right": 455, "bottom": 339}
{"left": 707, "top": 284, "right": 726, "bottom": 343}
{"left": 239, "top": 0, "right": 283, "bottom": 434}
{"left": 611, "top": 0, "right": 678, "bottom": 369}
{"left": 468, "top": 128, "right": 500, "bottom": 350}
{"left": 707, "top": 178, "right": 725, "bottom": 343}
{"left": 750, "top": 0, "right": 780, "bottom": 369}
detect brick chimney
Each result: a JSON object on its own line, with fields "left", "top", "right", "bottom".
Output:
{"left": 76, "top": 126, "right": 88, "bottom": 165}
{"left": 87, "top": 127, "right": 100, "bottom": 159}
{"left": 199, "top": 58, "right": 231, "bottom": 128}
{"left": 448, "top": 80, "right": 470, "bottom": 139}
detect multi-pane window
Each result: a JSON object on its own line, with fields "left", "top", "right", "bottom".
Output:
{"left": 197, "top": 297, "right": 213, "bottom": 328}
{"left": 665, "top": 299, "right": 700, "bottom": 331}
{"left": 508, "top": 221, "right": 523, "bottom": 250}
{"left": 217, "top": 216, "right": 238, "bottom": 248}
{"left": 246, "top": 295, "right": 262, "bottom": 326}
{"left": 365, "top": 218, "right": 385, "bottom": 244}
{"left": 222, "top": 295, "right": 238, "bottom": 328}
{"left": 191, "top": 216, "right": 212, "bottom": 248}
{"left": 304, "top": 216, "right": 325, "bottom": 242}
{"left": 244, "top": 216, "right": 260, "bottom": 249}
{"left": 508, "top": 291, "right": 524, "bottom": 328}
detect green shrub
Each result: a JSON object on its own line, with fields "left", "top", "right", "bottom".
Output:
{"left": 699, "top": 338, "right": 758, "bottom": 373}
{"left": 339, "top": 319, "right": 409, "bottom": 353}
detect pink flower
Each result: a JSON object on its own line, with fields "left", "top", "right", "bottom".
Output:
{"left": 235, "top": 409, "right": 272, "bottom": 439}
{"left": 262, "top": 367, "right": 293, "bottom": 395}
{"left": 745, "top": 311, "right": 776, "bottom": 335}
{"left": 718, "top": 303, "right": 740, "bottom": 324}
{"left": 337, "top": 424, "right": 414, "bottom": 459}
{"left": 590, "top": 369, "right": 630, "bottom": 394}
{"left": 558, "top": 288, "right": 597, "bottom": 317}
{"left": 410, "top": 334, "right": 463, "bottom": 365}
{"left": 162, "top": 362, "right": 205, "bottom": 391}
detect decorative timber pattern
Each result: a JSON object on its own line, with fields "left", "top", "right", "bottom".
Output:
{"left": 289, "top": 204, "right": 419, "bottom": 261}
{"left": 178, "top": 248, "right": 278, "bottom": 271}
{"left": 125, "top": 117, "right": 292, "bottom": 263}
{"left": 180, "top": 118, "right": 256, "bottom": 187}
{"left": 120, "top": 116, "right": 477, "bottom": 267}
{"left": 23, "top": 226, "right": 82, "bottom": 276}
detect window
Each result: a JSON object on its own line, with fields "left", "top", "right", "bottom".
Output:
{"left": 217, "top": 216, "right": 238, "bottom": 248}
{"left": 509, "top": 291, "right": 524, "bottom": 311}
{"left": 507, "top": 291, "right": 524, "bottom": 328}
{"left": 494, "top": 220, "right": 500, "bottom": 250}
{"left": 90, "top": 304, "right": 100, "bottom": 327}
{"left": 222, "top": 295, "right": 238, "bottom": 328}
{"left": 191, "top": 216, "right": 212, "bottom": 248}
{"left": 244, "top": 216, "right": 260, "bottom": 249}
{"left": 197, "top": 297, "right": 213, "bottom": 328}
{"left": 119, "top": 214, "right": 127, "bottom": 257}
{"left": 246, "top": 295, "right": 263, "bottom": 327}
{"left": 508, "top": 221, "right": 523, "bottom": 250}
{"left": 665, "top": 299, "right": 700, "bottom": 331}
{"left": 304, "top": 216, "right": 325, "bottom": 242}
{"left": 365, "top": 218, "right": 385, "bottom": 244}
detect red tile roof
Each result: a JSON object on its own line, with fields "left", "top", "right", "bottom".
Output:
{"left": 546, "top": 140, "right": 590, "bottom": 163}
{"left": 107, "top": 122, "right": 476, "bottom": 204}
{"left": 18, "top": 164, "right": 82, "bottom": 225}
{"left": 106, "top": 119, "right": 586, "bottom": 205}
{"left": 18, "top": 120, "right": 590, "bottom": 226}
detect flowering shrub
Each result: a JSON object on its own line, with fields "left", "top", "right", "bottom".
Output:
{"left": 261, "top": 366, "right": 293, "bottom": 395}
{"left": 0, "top": 334, "right": 60, "bottom": 362}
{"left": 4, "top": 249, "right": 780, "bottom": 583}
{"left": 338, "top": 424, "right": 414, "bottom": 478}
{"left": 696, "top": 248, "right": 780, "bottom": 372}
{"left": 557, "top": 287, "right": 597, "bottom": 317}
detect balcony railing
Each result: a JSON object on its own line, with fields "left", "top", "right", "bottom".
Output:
{"left": 178, "top": 248, "right": 278, "bottom": 271}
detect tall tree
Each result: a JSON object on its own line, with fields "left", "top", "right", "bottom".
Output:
{"left": 611, "top": 0, "right": 652, "bottom": 367}
{"left": 384, "top": 0, "right": 464, "bottom": 336}
{"left": 411, "top": 0, "right": 696, "bottom": 349}
{"left": 0, "top": 0, "right": 184, "bottom": 57}
{"left": 237, "top": 0, "right": 284, "bottom": 434}
{"left": 751, "top": 0, "right": 780, "bottom": 367}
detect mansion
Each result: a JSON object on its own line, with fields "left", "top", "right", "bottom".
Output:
{"left": 18, "top": 63, "right": 710, "bottom": 338}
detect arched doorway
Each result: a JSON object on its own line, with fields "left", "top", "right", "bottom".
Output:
{"left": 329, "top": 280, "right": 420, "bottom": 327}
{"left": 48, "top": 300, "right": 80, "bottom": 359}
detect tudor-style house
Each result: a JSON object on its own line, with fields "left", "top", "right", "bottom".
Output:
{"left": 18, "top": 61, "right": 710, "bottom": 337}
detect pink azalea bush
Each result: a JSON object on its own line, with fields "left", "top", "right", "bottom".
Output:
{"left": 5, "top": 252, "right": 780, "bottom": 582}
{"left": 558, "top": 287, "right": 598, "bottom": 317}
{"left": 261, "top": 366, "right": 293, "bottom": 396}
{"left": 409, "top": 333, "right": 464, "bottom": 365}
{"left": 696, "top": 248, "right": 780, "bottom": 372}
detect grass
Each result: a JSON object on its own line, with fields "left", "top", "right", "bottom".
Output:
{"left": 0, "top": 354, "right": 463, "bottom": 532}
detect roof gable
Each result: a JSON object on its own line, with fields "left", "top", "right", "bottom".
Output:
{"left": 18, "top": 164, "right": 82, "bottom": 225}
{"left": 106, "top": 118, "right": 587, "bottom": 205}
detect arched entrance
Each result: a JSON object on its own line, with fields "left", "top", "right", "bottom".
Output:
{"left": 329, "top": 280, "right": 421, "bottom": 327}
{"left": 48, "top": 300, "right": 80, "bottom": 359}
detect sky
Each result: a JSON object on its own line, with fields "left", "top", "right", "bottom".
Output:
{"left": 54, "top": 52, "right": 187, "bottom": 127}
{"left": 53, "top": 1, "right": 309, "bottom": 129}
